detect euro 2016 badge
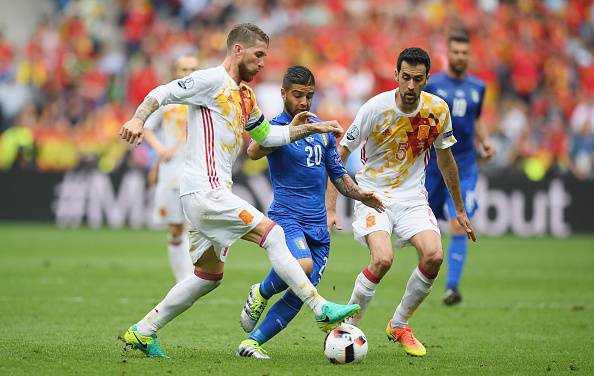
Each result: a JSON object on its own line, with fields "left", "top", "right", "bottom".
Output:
{"left": 177, "top": 77, "right": 194, "bottom": 90}
{"left": 346, "top": 125, "right": 360, "bottom": 141}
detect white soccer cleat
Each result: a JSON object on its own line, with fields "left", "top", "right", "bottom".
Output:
{"left": 236, "top": 339, "right": 270, "bottom": 359}
{"left": 240, "top": 283, "right": 268, "bottom": 333}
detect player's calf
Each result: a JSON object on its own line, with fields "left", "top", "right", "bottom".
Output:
{"left": 345, "top": 268, "right": 381, "bottom": 326}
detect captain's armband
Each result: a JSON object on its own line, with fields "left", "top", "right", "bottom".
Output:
{"left": 246, "top": 115, "right": 270, "bottom": 143}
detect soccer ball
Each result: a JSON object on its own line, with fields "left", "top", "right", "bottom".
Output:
{"left": 323, "top": 324, "right": 368, "bottom": 364}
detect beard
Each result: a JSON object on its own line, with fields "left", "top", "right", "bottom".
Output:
{"left": 238, "top": 61, "right": 256, "bottom": 82}
{"left": 450, "top": 61, "right": 468, "bottom": 76}
{"left": 401, "top": 91, "right": 418, "bottom": 105}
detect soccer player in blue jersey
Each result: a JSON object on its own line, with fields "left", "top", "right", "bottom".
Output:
{"left": 424, "top": 30, "right": 495, "bottom": 305}
{"left": 236, "top": 65, "right": 385, "bottom": 359}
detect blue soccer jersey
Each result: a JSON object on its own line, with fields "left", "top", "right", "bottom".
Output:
{"left": 425, "top": 72, "right": 485, "bottom": 166}
{"left": 266, "top": 111, "right": 348, "bottom": 227}
{"left": 424, "top": 72, "right": 485, "bottom": 220}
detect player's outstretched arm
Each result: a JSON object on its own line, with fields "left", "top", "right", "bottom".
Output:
{"left": 119, "top": 96, "right": 160, "bottom": 146}
{"left": 250, "top": 111, "right": 344, "bottom": 148}
{"left": 331, "top": 174, "right": 385, "bottom": 213}
{"left": 435, "top": 147, "right": 477, "bottom": 241}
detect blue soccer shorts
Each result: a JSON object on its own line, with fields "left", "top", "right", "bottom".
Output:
{"left": 272, "top": 218, "right": 330, "bottom": 286}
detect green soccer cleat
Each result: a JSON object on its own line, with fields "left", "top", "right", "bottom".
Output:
{"left": 240, "top": 283, "right": 268, "bottom": 333}
{"left": 316, "top": 302, "right": 361, "bottom": 332}
{"left": 236, "top": 339, "right": 270, "bottom": 359}
{"left": 122, "top": 325, "right": 169, "bottom": 358}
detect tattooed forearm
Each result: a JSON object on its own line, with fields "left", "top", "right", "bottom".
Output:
{"left": 332, "top": 174, "right": 364, "bottom": 200}
{"left": 436, "top": 148, "right": 465, "bottom": 213}
{"left": 133, "top": 96, "right": 160, "bottom": 123}
{"left": 288, "top": 124, "right": 316, "bottom": 143}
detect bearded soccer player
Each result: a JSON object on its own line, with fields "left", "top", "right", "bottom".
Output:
{"left": 327, "top": 47, "right": 476, "bottom": 357}
{"left": 236, "top": 65, "right": 384, "bottom": 359}
{"left": 424, "top": 30, "right": 494, "bottom": 305}
{"left": 143, "top": 55, "right": 199, "bottom": 283}
{"left": 119, "top": 23, "right": 360, "bottom": 358}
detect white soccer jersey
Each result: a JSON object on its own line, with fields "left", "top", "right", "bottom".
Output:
{"left": 148, "top": 65, "right": 264, "bottom": 196}
{"left": 144, "top": 105, "right": 187, "bottom": 189}
{"left": 340, "top": 90, "right": 457, "bottom": 205}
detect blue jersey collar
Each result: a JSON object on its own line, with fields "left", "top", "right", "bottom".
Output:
{"left": 271, "top": 111, "right": 293, "bottom": 125}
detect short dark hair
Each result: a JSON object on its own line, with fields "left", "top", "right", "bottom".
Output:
{"left": 396, "top": 47, "right": 431, "bottom": 75}
{"left": 448, "top": 29, "right": 470, "bottom": 44}
{"left": 282, "top": 65, "right": 315, "bottom": 89}
{"left": 226, "top": 23, "right": 269, "bottom": 51}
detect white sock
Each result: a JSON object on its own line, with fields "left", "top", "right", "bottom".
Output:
{"left": 136, "top": 271, "right": 222, "bottom": 336}
{"left": 261, "top": 224, "right": 326, "bottom": 316}
{"left": 391, "top": 266, "right": 434, "bottom": 328}
{"left": 346, "top": 268, "right": 380, "bottom": 325}
{"left": 168, "top": 233, "right": 194, "bottom": 283}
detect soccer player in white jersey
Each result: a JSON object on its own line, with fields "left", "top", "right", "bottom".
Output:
{"left": 143, "top": 55, "right": 199, "bottom": 283}
{"left": 118, "top": 23, "right": 360, "bottom": 358}
{"left": 326, "top": 48, "right": 476, "bottom": 357}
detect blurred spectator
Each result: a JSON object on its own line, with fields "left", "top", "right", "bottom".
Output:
{"left": 126, "top": 53, "right": 159, "bottom": 106}
{"left": 0, "top": 0, "right": 592, "bottom": 181}
{"left": 569, "top": 93, "right": 594, "bottom": 179}
{"left": 0, "top": 30, "right": 13, "bottom": 83}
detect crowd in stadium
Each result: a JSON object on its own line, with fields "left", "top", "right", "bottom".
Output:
{"left": 0, "top": 0, "right": 593, "bottom": 181}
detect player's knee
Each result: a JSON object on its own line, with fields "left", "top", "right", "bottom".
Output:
{"left": 298, "top": 258, "right": 314, "bottom": 276}
{"left": 373, "top": 253, "right": 393, "bottom": 273}
{"left": 168, "top": 225, "right": 185, "bottom": 244}
{"left": 169, "top": 224, "right": 184, "bottom": 237}
{"left": 423, "top": 249, "right": 443, "bottom": 269}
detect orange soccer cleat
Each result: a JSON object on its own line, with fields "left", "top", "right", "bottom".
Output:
{"left": 385, "top": 321, "right": 427, "bottom": 357}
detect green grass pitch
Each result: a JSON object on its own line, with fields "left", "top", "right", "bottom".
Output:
{"left": 0, "top": 224, "right": 593, "bottom": 375}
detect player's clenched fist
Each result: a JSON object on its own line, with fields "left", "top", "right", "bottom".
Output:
{"left": 119, "top": 118, "right": 145, "bottom": 146}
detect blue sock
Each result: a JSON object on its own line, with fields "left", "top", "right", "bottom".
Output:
{"left": 446, "top": 234, "right": 468, "bottom": 289}
{"left": 259, "top": 269, "right": 288, "bottom": 300}
{"left": 249, "top": 290, "right": 303, "bottom": 345}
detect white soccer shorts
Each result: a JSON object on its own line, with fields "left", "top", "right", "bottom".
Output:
{"left": 154, "top": 184, "right": 185, "bottom": 224}
{"left": 352, "top": 199, "right": 440, "bottom": 249}
{"left": 181, "top": 189, "right": 264, "bottom": 264}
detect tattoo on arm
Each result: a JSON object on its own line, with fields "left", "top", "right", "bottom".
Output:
{"left": 133, "top": 97, "right": 160, "bottom": 123}
{"left": 332, "top": 174, "right": 364, "bottom": 200}
{"left": 288, "top": 124, "right": 315, "bottom": 143}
